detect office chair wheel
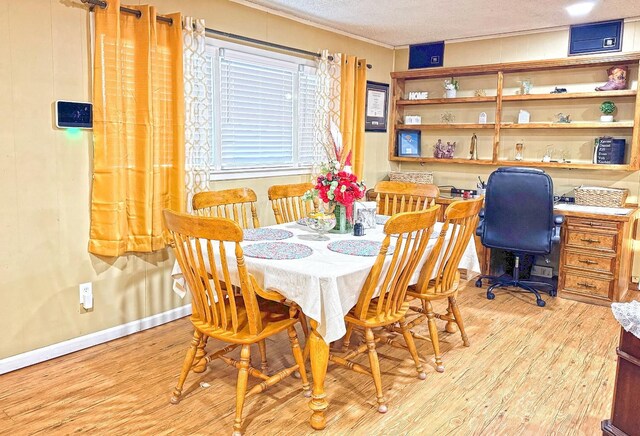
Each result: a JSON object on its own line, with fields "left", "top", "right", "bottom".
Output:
{"left": 475, "top": 279, "right": 483, "bottom": 288}
{"left": 536, "top": 299, "right": 546, "bottom": 307}
{"left": 486, "top": 291, "right": 495, "bottom": 300}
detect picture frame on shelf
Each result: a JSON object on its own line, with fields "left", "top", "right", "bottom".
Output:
{"left": 397, "top": 130, "right": 421, "bottom": 157}
{"left": 365, "top": 81, "right": 389, "bottom": 132}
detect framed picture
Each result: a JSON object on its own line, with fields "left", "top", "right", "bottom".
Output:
{"left": 365, "top": 81, "right": 389, "bottom": 132}
{"left": 397, "top": 130, "right": 421, "bottom": 157}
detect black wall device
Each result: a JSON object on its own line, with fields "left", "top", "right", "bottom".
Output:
{"left": 569, "top": 19, "right": 623, "bottom": 56}
{"left": 408, "top": 41, "right": 445, "bottom": 69}
{"left": 55, "top": 101, "right": 93, "bottom": 129}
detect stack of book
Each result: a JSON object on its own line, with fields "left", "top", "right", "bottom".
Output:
{"left": 594, "top": 137, "right": 626, "bottom": 164}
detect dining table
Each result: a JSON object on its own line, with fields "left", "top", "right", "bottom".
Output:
{"left": 172, "top": 217, "right": 481, "bottom": 430}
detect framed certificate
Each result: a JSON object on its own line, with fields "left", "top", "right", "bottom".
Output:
{"left": 397, "top": 130, "right": 421, "bottom": 157}
{"left": 365, "top": 81, "right": 389, "bottom": 132}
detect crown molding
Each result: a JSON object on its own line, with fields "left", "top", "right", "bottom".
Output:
{"left": 227, "top": 0, "right": 394, "bottom": 49}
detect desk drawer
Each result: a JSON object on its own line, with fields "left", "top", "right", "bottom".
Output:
{"left": 569, "top": 218, "right": 619, "bottom": 231}
{"left": 564, "top": 251, "right": 615, "bottom": 275}
{"left": 563, "top": 272, "right": 613, "bottom": 299}
{"left": 566, "top": 230, "right": 617, "bottom": 252}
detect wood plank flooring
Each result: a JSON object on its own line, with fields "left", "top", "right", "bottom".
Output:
{"left": 0, "top": 283, "right": 629, "bottom": 435}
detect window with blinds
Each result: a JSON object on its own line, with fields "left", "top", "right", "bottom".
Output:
{"left": 205, "top": 40, "right": 319, "bottom": 177}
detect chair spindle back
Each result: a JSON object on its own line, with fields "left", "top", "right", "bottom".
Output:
{"left": 416, "top": 198, "right": 483, "bottom": 295}
{"left": 268, "top": 183, "right": 314, "bottom": 224}
{"left": 164, "top": 210, "right": 263, "bottom": 336}
{"left": 374, "top": 181, "right": 440, "bottom": 216}
{"left": 352, "top": 206, "right": 439, "bottom": 321}
{"left": 192, "top": 188, "right": 260, "bottom": 229}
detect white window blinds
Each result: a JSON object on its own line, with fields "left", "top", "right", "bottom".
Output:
{"left": 201, "top": 42, "right": 320, "bottom": 176}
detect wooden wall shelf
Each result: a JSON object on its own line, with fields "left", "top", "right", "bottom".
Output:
{"left": 388, "top": 52, "right": 640, "bottom": 171}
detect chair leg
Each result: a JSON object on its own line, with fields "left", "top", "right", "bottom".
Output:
{"left": 342, "top": 323, "right": 354, "bottom": 352}
{"left": 232, "top": 344, "right": 251, "bottom": 436}
{"left": 448, "top": 296, "right": 469, "bottom": 347}
{"left": 170, "top": 329, "right": 202, "bottom": 404}
{"left": 425, "top": 301, "right": 445, "bottom": 373}
{"left": 258, "top": 340, "right": 269, "bottom": 373}
{"left": 365, "top": 328, "right": 387, "bottom": 413}
{"left": 192, "top": 336, "right": 209, "bottom": 373}
{"left": 444, "top": 302, "right": 457, "bottom": 333}
{"left": 288, "top": 326, "right": 311, "bottom": 397}
{"left": 399, "top": 318, "right": 426, "bottom": 380}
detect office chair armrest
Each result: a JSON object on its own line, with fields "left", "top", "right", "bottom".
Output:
{"left": 476, "top": 208, "right": 485, "bottom": 236}
{"left": 552, "top": 214, "right": 564, "bottom": 243}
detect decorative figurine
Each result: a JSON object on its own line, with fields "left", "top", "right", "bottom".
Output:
{"left": 519, "top": 79, "right": 533, "bottom": 95}
{"left": 550, "top": 87, "right": 567, "bottom": 94}
{"left": 474, "top": 89, "right": 487, "bottom": 97}
{"left": 600, "top": 101, "right": 617, "bottom": 122}
{"left": 542, "top": 146, "right": 553, "bottom": 163}
{"left": 434, "top": 139, "right": 456, "bottom": 158}
{"left": 596, "top": 66, "right": 628, "bottom": 91}
{"left": 441, "top": 112, "right": 455, "bottom": 123}
{"left": 518, "top": 109, "right": 530, "bottom": 124}
{"left": 555, "top": 113, "right": 571, "bottom": 123}
{"left": 469, "top": 133, "right": 478, "bottom": 160}
{"left": 515, "top": 142, "right": 524, "bottom": 161}
{"left": 478, "top": 112, "right": 488, "bottom": 124}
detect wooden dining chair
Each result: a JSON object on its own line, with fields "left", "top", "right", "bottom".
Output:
{"left": 164, "top": 210, "right": 310, "bottom": 436}
{"left": 191, "top": 187, "right": 265, "bottom": 371}
{"left": 268, "top": 182, "right": 314, "bottom": 224}
{"left": 192, "top": 188, "right": 260, "bottom": 229}
{"left": 373, "top": 180, "right": 440, "bottom": 215}
{"left": 401, "top": 197, "right": 483, "bottom": 373}
{"left": 332, "top": 206, "right": 439, "bottom": 413}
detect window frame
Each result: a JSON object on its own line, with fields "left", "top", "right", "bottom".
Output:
{"left": 205, "top": 38, "right": 318, "bottom": 180}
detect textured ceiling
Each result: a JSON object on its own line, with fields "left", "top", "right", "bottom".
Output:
{"left": 240, "top": 0, "right": 640, "bottom": 46}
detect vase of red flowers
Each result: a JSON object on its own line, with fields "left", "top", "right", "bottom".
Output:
{"left": 305, "top": 160, "right": 366, "bottom": 234}
{"left": 303, "top": 120, "right": 366, "bottom": 233}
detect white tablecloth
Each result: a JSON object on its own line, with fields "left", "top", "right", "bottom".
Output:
{"left": 172, "top": 221, "right": 481, "bottom": 343}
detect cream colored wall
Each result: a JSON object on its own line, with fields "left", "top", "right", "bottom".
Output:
{"left": 392, "top": 22, "right": 640, "bottom": 281}
{"left": 0, "top": 0, "right": 394, "bottom": 359}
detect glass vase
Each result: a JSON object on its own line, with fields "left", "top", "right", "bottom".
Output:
{"left": 329, "top": 203, "right": 353, "bottom": 234}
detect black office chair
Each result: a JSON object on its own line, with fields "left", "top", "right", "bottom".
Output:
{"left": 475, "top": 167, "right": 563, "bottom": 307}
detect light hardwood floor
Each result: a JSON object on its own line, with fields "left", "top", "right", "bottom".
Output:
{"left": 0, "top": 283, "right": 628, "bottom": 435}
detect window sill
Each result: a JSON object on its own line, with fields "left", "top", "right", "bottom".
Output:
{"left": 210, "top": 167, "right": 313, "bottom": 181}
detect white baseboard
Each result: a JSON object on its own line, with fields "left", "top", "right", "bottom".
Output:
{"left": 0, "top": 304, "right": 192, "bottom": 375}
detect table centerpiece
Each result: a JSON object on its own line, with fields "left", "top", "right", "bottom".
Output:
{"left": 304, "top": 121, "right": 366, "bottom": 233}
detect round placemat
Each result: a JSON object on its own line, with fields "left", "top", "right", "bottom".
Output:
{"left": 244, "top": 228, "right": 293, "bottom": 241}
{"left": 327, "top": 240, "right": 394, "bottom": 257}
{"left": 243, "top": 242, "right": 313, "bottom": 260}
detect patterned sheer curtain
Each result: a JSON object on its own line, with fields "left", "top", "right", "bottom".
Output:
{"left": 313, "top": 50, "right": 342, "bottom": 175}
{"left": 183, "top": 17, "right": 212, "bottom": 212}
{"left": 314, "top": 50, "right": 367, "bottom": 178}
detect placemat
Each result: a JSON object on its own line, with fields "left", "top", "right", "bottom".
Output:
{"left": 244, "top": 242, "right": 313, "bottom": 260}
{"left": 327, "top": 240, "right": 394, "bottom": 257}
{"left": 244, "top": 228, "right": 293, "bottom": 241}
{"left": 297, "top": 217, "right": 310, "bottom": 226}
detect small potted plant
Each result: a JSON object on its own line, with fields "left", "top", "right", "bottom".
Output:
{"left": 600, "top": 101, "right": 616, "bottom": 122}
{"left": 444, "top": 77, "right": 459, "bottom": 98}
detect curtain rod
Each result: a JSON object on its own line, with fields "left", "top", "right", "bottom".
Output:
{"left": 81, "top": 0, "right": 372, "bottom": 69}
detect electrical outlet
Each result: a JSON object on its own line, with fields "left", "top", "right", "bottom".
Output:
{"left": 531, "top": 265, "right": 553, "bottom": 278}
{"left": 79, "top": 282, "right": 93, "bottom": 310}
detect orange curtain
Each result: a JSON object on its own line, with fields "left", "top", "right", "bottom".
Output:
{"left": 339, "top": 55, "right": 367, "bottom": 178}
{"left": 89, "top": 1, "right": 185, "bottom": 256}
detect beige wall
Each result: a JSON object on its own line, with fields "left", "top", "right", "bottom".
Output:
{"left": 392, "top": 22, "right": 640, "bottom": 280}
{"left": 0, "top": 0, "right": 394, "bottom": 359}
